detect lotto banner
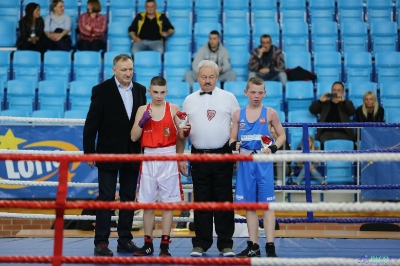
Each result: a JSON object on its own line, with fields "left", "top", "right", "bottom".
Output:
{"left": 360, "top": 127, "right": 400, "bottom": 200}
{"left": 0, "top": 125, "right": 98, "bottom": 199}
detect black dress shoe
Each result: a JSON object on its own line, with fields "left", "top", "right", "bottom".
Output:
{"left": 117, "top": 240, "right": 139, "bottom": 253}
{"left": 94, "top": 243, "right": 113, "bottom": 256}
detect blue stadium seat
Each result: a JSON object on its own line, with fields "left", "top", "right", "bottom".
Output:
{"left": 107, "top": 22, "right": 132, "bottom": 53}
{"left": 324, "top": 139, "right": 355, "bottom": 185}
{"left": 166, "top": 81, "right": 191, "bottom": 109}
{"left": 340, "top": 21, "right": 368, "bottom": 53}
{"left": 0, "top": 51, "right": 11, "bottom": 87}
{"left": 375, "top": 52, "right": 400, "bottom": 83}
{"left": 287, "top": 110, "right": 318, "bottom": 150}
{"left": 32, "top": 110, "right": 62, "bottom": 119}
{"left": 308, "top": 0, "right": 336, "bottom": 23}
{"left": 397, "top": 0, "right": 400, "bottom": 27}
{"left": 0, "top": 81, "right": 3, "bottom": 110}
{"left": 194, "top": 0, "right": 221, "bottom": 23}
{"left": 73, "top": 51, "right": 102, "bottom": 84}
{"left": 0, "top": 20, "right": 16, "bottom": 48}
{"left": 281, "top": 22, "right": 309, "bottom": 52}
{"left": 0, "top": 109, "right": 30, "bottom": 124}
{"left": 316, "top": 81, "right": 335, "bottom": 99}
{"left": 311, "top": 21, "right": 338, "bottom": 52}
{"left": 103, "top": 51, "right": 120, "bottom": 80}
{"left": 366, "top": 0, "right": 394, "bottom": 23}
{"left": 108, "top": 0, "right": 135, "bottom": 22}
{"left": 337, "top": 0, "right": 364, "bottom": 24}
{"left": 134, "top": 51, "right": 162, "bottom": 82}
{"left": 224, "top": 81, "right": 248, "bottom": 108}
{"left": 252, "top": 22, "right": 280, "bottom": 50}
{"left": 344, "top": 52, "right": 372, "bottom": 83}
{"left": 251, "top": 0, "right": 277, "bottom": 25}
{"left": 348, "top": 82, "right": 378, "bottom": 108}
{"left": 63, "top": 0, "right": 79, "bottom": 24}
{"left": 285, "top": 81, "right": 314, "bottom": 112}
{"left": 165, "top": 23, "right": 192, "bottom": 52}
{"left": 223, "top": 0, "right": 249, "bottom": 23}
{"left": 64, "top": 109, "right": 87, "bottom": 119}
{"left": 23, "top": 0, "right": 50, "bottom": 17}
{"left": 137, "top": 0, "right": 165, "bottom": 13}
{"left": 43, "top": 51, "right": 71, "bottom": 84}
{"left": 164, "top": 51, "right": 191, "bottom": 82}
{"left": 13, "top": 51, "right": 41, "bottom": 85}
{"left": 380, "top": 81, "right": 400, "bottom": 112}
{"left": 0, "top": 6, "right": 19, "bottom": 24}
{"left": 69, "top": 80, "right": 95, "bottom": 112}
{"left": 370, "top": 21, "right": 398, "bottom": 53}
{"left": 166, "top": 0, "right": 193, "bottom": 24}
{"left": 285, "top": 51, "right": 312, "bottom": 72}
{"left": 223, "top": 22, "right": 250, "bottom": 53}
{"left": 6, "top": 80, "right": 36, "bottom": 115}
{"left": 263, "top": 81, "right": 283, "bottom": 111}
{"left": 230, "top": 52, "right": 250, "bottom": 82}
{"left": 38, "top": 80, "right": 67, "bottom": 113}
{"left": 193, "top": 22, "right": 222, "bottom": 51}
{"left": 314, "top": 51, "right": 342, "bottom": 83}
{"left": 279, "top": 0, "right": 307, "bottom": 25}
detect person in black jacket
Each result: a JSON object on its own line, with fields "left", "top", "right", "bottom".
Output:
{"left": 355, "top": 91, "right": 385, "bottom": 122}
{"left": 17, "top": 2, "right": 47, "bottom": 56}
{"left": 83, "top": 54, "right": 146, "bottom": 257}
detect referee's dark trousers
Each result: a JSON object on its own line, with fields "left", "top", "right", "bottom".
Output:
{"left": 190, "top": 143, "right": 235, "bottom": 252}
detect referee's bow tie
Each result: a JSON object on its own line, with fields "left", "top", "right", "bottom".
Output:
{"left": 199, "top": 91, "right": 212, "bottom": 95}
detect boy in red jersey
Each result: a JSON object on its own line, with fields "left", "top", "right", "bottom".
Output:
{"left": 131, "top": 76, "right": 190, "bottom": 257}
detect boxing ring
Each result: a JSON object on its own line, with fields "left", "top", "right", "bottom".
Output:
{"left": 0, "top": 117, "right": 400, "bottom": 265}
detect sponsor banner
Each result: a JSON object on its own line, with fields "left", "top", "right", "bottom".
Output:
{"left": 0, "top": 125, "right": 98, "bottom": 199}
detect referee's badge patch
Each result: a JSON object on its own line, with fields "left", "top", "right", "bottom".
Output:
{"left": 207, "top": 110, "right": 216, "bottom": 121}
{"left": 164, "top": 127, "right": 170, "bottom": 137}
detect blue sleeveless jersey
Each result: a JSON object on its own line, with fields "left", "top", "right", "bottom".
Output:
{"left": 238, "top": 106, "right": 274, "bottom": 150}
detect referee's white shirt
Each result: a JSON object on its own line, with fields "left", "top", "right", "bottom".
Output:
{"left": 182, "top": 87, "right": 240, "bottom": 149}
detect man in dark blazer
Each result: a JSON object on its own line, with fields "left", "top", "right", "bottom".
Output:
{"left": 309, "top": 81, "right": 356, "bottom": 149}
{"left": 83, "top": 54, "right": 146, "bottom": 257}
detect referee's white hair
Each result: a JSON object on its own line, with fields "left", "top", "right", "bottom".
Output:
{"left": 197, "top": 60, "right": 219, "bottom": 76}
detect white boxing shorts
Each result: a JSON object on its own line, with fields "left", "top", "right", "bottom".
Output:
{"left": 138, "top": 145, "right": 183, "bottom": 203}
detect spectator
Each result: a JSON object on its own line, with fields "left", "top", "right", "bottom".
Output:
{"left": 355, "top": 91, "right": 385, "bottom": 122}
{"left": 17, "top": 3, "right": 47, "bottom": 56}
{"left": 44, "top": 0, "right": 72, "bottom": 51}
{"left": 248, "top": 34, "right": 287, "bottom": 89}
{"left": 293, "top": 135, "right": 327, "bottom": 185}
{"left": 184, "top": 30, "right": 236, "bottom": 88}
{"left": 309, "top": 81, "right": 356, "bottom": 149}
{"left": 128, "top": 0, "right": 174, "bottom": 55}
{"left": 77, "top": 0, "right": 107, "bottom": 51}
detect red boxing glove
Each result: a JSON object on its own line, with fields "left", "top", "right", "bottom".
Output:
{"left": 183, "top": 124, "right": 191, "bottom": 137}
{"left": 261, "top": 135, "right": 273, "bottom": 146}
{"left": 176, "top": 111, "right": 187, "bottom": 120}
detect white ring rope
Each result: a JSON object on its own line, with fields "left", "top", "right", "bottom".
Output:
{"left": 0, "top": 202, "right": 399, "bottom": 213}
{"left": 0, "top": 116, "right": 85, "bottom": 124}
{"left": 1, "top": 149, "right": 400, "bottom": 162}
{"left": 251, "top": 258, "right": 399, "bottom": 266}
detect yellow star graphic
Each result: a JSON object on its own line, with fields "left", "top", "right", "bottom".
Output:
{"left": 0, "top": 129, "right": 27, "bottom": 149}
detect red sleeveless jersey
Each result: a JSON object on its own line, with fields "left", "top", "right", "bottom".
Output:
{"left": 141, "top": 102, "right": 178, "bottom": 148}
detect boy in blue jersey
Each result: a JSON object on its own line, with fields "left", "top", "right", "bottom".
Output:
{"left": 229, "top": 76, "right": 286, "bottom": 258}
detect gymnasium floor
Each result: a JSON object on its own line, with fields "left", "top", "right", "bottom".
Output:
{"left": 0, "top": 237, "right": 399, "bottom": 266}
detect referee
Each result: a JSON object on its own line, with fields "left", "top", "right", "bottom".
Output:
{"left": 182, "top": 60, "right": 240, "bottom": 257}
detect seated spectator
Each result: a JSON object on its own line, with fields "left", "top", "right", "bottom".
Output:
{"left": 248, "top": 34, "right": 287, "bottom": 89}
{"left": 293, "top": 135, "right": 327, "bottom": 185}
{"left": 309, "top": 81, "right": 356, "bottom": 149}
{"left": 77, "top": 0, "right": 106, "bottom": 51}
{"left": 44, "top": 0, "right": 72, "bottom": 51}
{"left": 184, "top": 30, "right": 236, "bottom": 88}
{"left": 17, "top": 2, "right": 47, "bottom": 56}
{"left": 355, "top": 91, "right": 385, "bottom": 122}
{"left": 128, "top": 0, "right": 174, "bottom": 55}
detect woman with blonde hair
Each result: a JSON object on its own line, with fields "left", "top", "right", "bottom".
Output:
{"left": 44, "top": 0, "right": 72, "bottom": 51}
{"left": 294, "top": 135, "right": 327, "bottom": 185}
{"left": 355, "top": 91, "right": 385, "bottom": 122}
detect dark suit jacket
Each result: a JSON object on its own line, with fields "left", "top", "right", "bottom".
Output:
{"left": 355, "top": 106, "right": 385, "bottom": 122}
{"left": 83, "top": 76, "right": 146, "bottom": 170}
{"left": 309, "top": 100, "right": 356, "bottom": 141}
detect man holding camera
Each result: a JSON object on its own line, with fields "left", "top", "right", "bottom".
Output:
{"left": 309, "top": 81, "right": 356, "bottom": 149}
